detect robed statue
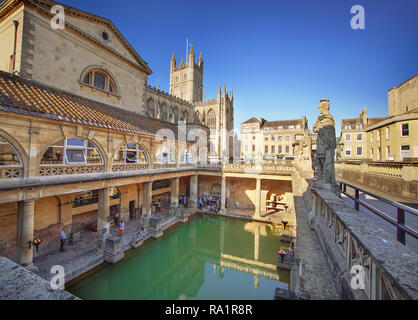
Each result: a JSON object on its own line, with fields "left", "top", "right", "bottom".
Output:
{"left": 313, "top": 99, "right": 338, "bottom": 190}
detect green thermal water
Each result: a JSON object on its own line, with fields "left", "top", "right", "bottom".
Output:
{"left": 68, "top": 214, "right": 290, "bottom": 300}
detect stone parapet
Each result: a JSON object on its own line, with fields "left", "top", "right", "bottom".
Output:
{"left": 0, "top": 256, "right": 77, "bottom": 300}
{"left": 305, "top": 179, "right": 418, "bottom": 300}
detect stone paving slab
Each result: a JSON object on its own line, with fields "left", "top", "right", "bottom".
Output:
{"left": 0, "top": 257, "right": 77, "bottom": 300}
{"left": 293, "top": 196, "right": 340, "bottom": 300}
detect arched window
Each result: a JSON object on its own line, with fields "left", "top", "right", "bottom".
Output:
{"left": 160, "top": 104, "right": 168, "bottom": 122}
{"left": 194, "top": 111, "right": 200, "bottom": 124}
{"left": 41, "top": 138, "right": 103, "bottom": 165}
{"left": 146, "top": 99, "right": 155, "bottom": 117}
{"left": 81, "top": 68, "right": 117, "bottom": 94}
{"left": 172, "top": 107, "right": 179, "bottom": 123}
{"left": 113, "top": 144, "right": 148, "bottom": 164}
{"left": 0, "top": 136, "right": 22, "bottom": 167}
{"left": 207, "top": 110, "right": 216, "bottom": 131}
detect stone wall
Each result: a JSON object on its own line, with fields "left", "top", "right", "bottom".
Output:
{"left": 299, "top": 174, "right": 418, "bottom": 300}
{"left": 336, "top": 167, "right": 418, "bottom": 202}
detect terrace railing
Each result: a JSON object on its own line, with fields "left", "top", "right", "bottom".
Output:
{"left": 338, "top": 181, "right": 418, "bottom": 245}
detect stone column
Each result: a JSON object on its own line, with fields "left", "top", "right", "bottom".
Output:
{"left": 16, "top": 200, "right": 35, "bottom": 267}
{"left": 143, "top": 181, "right": 152, "bottom": 216}
{"left": 254, "top": 223, "right": 260, "bottom": 261}
{"left": 97, "top": 188, "right": 111, "bottom": 236}
{"left": 221, "top": 176, "right": 226, "bottom": 210}
{"left": 254, "top": 178, "right": 261, "bottom": 218}
{"left": 170, "top": 177, "right": 179, "bottom": 207}
{"left": 190, "top": 174, "right": 198, "bottom": 208}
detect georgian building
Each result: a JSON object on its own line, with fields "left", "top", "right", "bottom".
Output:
{"left": 340, "top": 74, "right": 417, "bottom": 162}
{"left": 241, "top": 117, "right": 309, "bottom": 164}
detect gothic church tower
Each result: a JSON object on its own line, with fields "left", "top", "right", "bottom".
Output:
{"left": 169, "top": 46, "right": 203, "bottom": 103}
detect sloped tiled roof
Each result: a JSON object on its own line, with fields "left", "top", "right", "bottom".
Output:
{"left": 368, "top": 117, "right": 388, "bottom": 126}
{"left": 0, "top": 71, "right": 177, "bottom": 137}
{"left": 264, "top": 119, "right": 302, "bottom": 128}
{"left": 242, "top": 117, "right": 260, "bottom": 124}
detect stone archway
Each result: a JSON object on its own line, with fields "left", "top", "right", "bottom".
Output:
{"left": 210, "top": 183, "right": 221, "bottom": 195}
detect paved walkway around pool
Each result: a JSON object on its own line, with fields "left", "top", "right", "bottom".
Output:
{"left": 33, "top": 207, "right": 179, "bottom": 284}
{"left": 293, "top": 196, "right": 340, "bottom": 300}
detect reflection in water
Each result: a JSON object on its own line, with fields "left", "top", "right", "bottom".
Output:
{"left": 68, "top": 214, "right": 290, "bottom": 300}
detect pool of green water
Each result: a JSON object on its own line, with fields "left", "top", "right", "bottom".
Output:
{"left": 67, "top": 214, "right": 290, "bottom": 300}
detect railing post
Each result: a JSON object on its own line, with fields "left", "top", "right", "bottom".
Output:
{"left": 343, "top": 183, "right": 347, "bottom": 193}
{"left": 355, "top": 189, "right": 360, "bottom": 211}
{"left": 397, "top": 208, "right": 406, "bottom": 245}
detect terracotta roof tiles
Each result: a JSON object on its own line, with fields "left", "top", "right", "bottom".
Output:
{"left": 0, "top": 71, "right": 178, "bottom": 137}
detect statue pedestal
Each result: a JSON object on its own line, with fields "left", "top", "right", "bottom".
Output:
{"left": 312, "top": 180, "right": 340, "bottom": 197}
{"left": 148, "top": 216, "right": 163, "bottom": 238}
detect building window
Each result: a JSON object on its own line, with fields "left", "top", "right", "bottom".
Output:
{"left": 285, "top": 146, "right": 290, "bottom": 154}
{"left": 345, "top": 124, "right": 352, "bottom": 130}
{"left": 252, "top": 136, "right": 256, "bottom": 140}
{"left": 285, "top": 135, "right": 290, "bottom": 141}
{"left": 278, "top": 146, "right": 283, "bottom": 154}
{"left": 82, "top": 69, "right": 117, "bottom": 95}
{"left": 271, "top": 146, "right": 275, "bottom": 154}
{"left": 370, "top": 148, "right": 373, "bottom": 160}
{"left": 113, "top": 144, "right": 148, "bottom": 164}
{"left": 386, "top": 128, "right": 389, "bottom": 140}
{"left": 252, "top": 126, "right": 257, "bottom": 131}
{"left": 356, "top": 123, "right": 363, "bottom": 130}
{"left": 356, "top": 147, "right": 363, "bottom": 156}
{"left": 252, "top": 145, "right": 256, "bottom": 152}
{"left": 278, "top": 135, "right": 283, "bottom": 141}
{"left": 289, "top": 125, "right": 294, "bottom": 129}
{"left": 401, "top": 124, "right": 409, "bottom": 137}
{"left": 265, "top": 136, "right": 269, "bottom": 141}
{"left": 278, "top": 126, "right": 283, "bottom": 130}
{"left": 386, "top": 146, "right": 390, "bottom": 160}
{"left": 0, "top": 136, "right": 22, "bottom": 167}
{"left": 345, "top": 147, "right": 352, "bottom": 156}
{"left": 377, "top": 148, "right": 381, "bottom": 161}
{"left": 207, "top": 110, "right": 217, "bottom": 131}
{"left": 265, "top": 146, "right": 268, "bottom": 154}
{"left": 345, "top": 134, "right": 351, "bottom": 141}
{"left": 377, "top": 131, "right": 380, "bottom": 142}
{"left": 41, "top": 138, "right": 103, "bottom": 165}
{"left": 271, "top": 135, "right": 275, "bottom": 141}
{"left": 370, "top": 133, "right": 373, "bottom": 143}
{"left": 401, "top": 145, "right": 411, "bottom": 159}
{"left": 356, "top": 133, "right": 363, "bottom": 141}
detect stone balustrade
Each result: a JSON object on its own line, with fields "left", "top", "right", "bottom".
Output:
{"left": 112, "top": 163, "right": 148, "bottom": 172}
{"left": 0, "top": 166, "right": 23, "bottom": 179}
{"left": 336, "top": 161, "right": 418, "bottom": 181}
{"left": 222, "top": 163, "right": 295, "bottom": 175}
{"left": 304, "top": 180, "right": 418, "bottom": 300}
{"left": 39, "top": 165, "right": 105, "bottom": 177}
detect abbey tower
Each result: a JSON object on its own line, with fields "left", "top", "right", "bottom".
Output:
{"left": 170, "top": 46, "right": 235, "bottom": 161}
{"left": 169, "top": 45, "right": 203, "bottom": 103}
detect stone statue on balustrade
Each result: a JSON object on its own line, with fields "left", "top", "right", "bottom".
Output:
{"left": 313, "top": 99, "right": 339, "bottom": 195}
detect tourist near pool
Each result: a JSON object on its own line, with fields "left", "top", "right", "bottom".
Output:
{"left": 68, "top": 214, "right": 290, "bottom": 300}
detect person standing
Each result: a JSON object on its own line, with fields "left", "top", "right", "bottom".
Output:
{"left": 120, "top": 220, "right": 125, "bottom": 236}
{"left": 60, "top": 229, "right": 66, "bottom": 252}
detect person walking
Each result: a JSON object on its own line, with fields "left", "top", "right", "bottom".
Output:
{"left": 199, "top": 197, "right": 203, "bottom": 210}
{"left": 60, "top": 229, "right": 66, "bottom": 252}
{"left": 119, "top": 220, "right": 125, "bottom": 236}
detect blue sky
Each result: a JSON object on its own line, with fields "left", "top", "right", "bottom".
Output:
{"left": 57, "top": 0, "right": 417, "bottom": 135}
